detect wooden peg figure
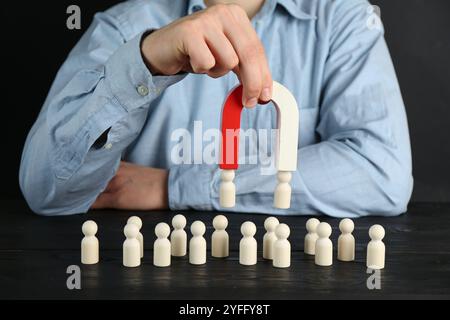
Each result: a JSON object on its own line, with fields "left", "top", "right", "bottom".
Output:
{"left": 315, "top": 222, "right": 333, "bottom": 266}
{"left": 263, "top": 217, "right": 279, "bottom": 260}
{"left": 127, "top": 216, "right": 143, "bottom": 258}
{"left": 219, "top": 81, "right": 299, "bottom": 210}
{"left": 153, "top": 222, "right": 171, "bottom": 267}
{"left": 274, "top": 171, "right": 292, "bottom": 209}
{"left": 220, "top": 169, "right": 235, "bottom": 207}
{"left": 239, "top": 221, "right": 257, "bottom": 266}
{"left": 189, "top": 221, "right": 206, "bottom": 265}
{"left": 367, "top": 225, "right": 385, "bottom": 270}
{"left": 212, "top": 215, "right": 229, "bottom": 258}
{"left": 304, "top": 218, "right": 320, "bottom": 255}
{"left": 338, "top": 218, "right": 355, "bottom": 262}
{"left": 171, "top": 214, "right": 187, "bottom": 257}
{"left": 270, "top": 81, "right": 299, "bottom": 209}
{"left": 123, "top": 224, "right": 141, "bottom": 267}
{"left": 273, "top": 223, "right": 291, "bottom": 268}
{"left": 81, "top": 220, "right": 99, "bottom": 265}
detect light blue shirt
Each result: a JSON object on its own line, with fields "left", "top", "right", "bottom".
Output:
{"left": 19, "top": 0, "right": 413, "bottom": 217}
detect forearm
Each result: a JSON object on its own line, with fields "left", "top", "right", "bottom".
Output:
{"left": 19, "top": 118, "right": 122, "bottom": 215}
{"left": 19, "top": 76, "right": 151, "bottom": 215}
{"left": 168, "top": 134, "right": 412, "bottom": 217}
{"left": 20, "top": 13, "right": 185, "bottom": 215}
{"left": 293, "top": 139, "right": 412, "bottom": 217}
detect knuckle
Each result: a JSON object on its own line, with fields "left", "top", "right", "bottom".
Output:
{"left": 208, "top": 69, "right": 228, "bottom": 78}
{"left": 193, "top": 60, "right": 214, "bottom": 73}
{"left": 182, "top": 19, "right": 200, "bottom": 34}
{"left": 263, "top": 74, "right": 273, "bottom": 87}
{"left": 227, "top": 3, "right": 246, "bottom": 17}
{"left": 198, "top": 11, "right": 214, "bottom": 27}
{"left": 191, "top": 65, "right": 203, "bottom": 73}
{"left": 209, "top": 3, "right": 246, "bottom": 21}
{"left": 167, "top": 65, "right": 182, "bottom": 75}
{"left": 246, "top": 83, "right": 261, "bottom": 97}
{"left": 205, "top": 57, "right": 216, "bottom": 69}
{"left": 223, "top": 55, "right": 239, "bottom": 70}
{"left": 208, "top": 3, "right": 228, "bottom": 16}
{"left": 254, "top": 43, "right": 265, "bottom": 56}
{"left": 240, "top": 45, "right": 259, "bottom": 63}
{"left": 199, "top": 61, "right": 214, "bottom": 71}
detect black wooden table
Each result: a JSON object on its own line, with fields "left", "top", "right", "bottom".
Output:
{"left": 1, "top": 199, "right": 450, "bottom": 300}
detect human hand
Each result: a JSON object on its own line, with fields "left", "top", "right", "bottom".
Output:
{"left": 91, "top": 161, "right": 169, "bottom": 210}
{"left": 141, "top": 3, "right": 272, "bottom": 107}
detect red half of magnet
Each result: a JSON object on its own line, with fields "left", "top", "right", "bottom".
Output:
{"left": 220, "top": 85, "right": 244, "bottom": 170}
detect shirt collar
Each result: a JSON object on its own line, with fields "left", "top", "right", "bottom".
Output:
{"left": 187, "top": 0, "right": 316, "bottom": 20}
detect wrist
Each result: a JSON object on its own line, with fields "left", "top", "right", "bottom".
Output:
{"left": 140, "top": 30, "right": 162, "bottom": 75}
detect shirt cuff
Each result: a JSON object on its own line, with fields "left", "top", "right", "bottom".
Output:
{"left": 104, "top": 31, "right": 186, "bottom": 111}
{"left": 168, "top": 164, "right": 213, "bottom": 211}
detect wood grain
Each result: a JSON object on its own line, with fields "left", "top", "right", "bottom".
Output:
{"left": 1, "top": 200, "right": 449, "bottom": 299}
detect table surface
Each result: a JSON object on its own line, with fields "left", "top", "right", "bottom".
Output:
{"left": 1, "top": 199, "right": 450, "bottom": 300}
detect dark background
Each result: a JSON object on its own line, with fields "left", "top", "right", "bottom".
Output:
{"left": 1, "top": 0, "right": 449, "bottom": 203}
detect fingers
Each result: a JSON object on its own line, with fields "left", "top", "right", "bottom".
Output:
{"left": 184, "top": 15, "right": 240, "bottom": 78}
{"left": 180, "top": 4, "right": 272, "bottom": 107}
{"left": 259, "top": 57, "right": 273, "bottom": 104}
{"left": 219, "top": 4, "right": 272, "bottom": 107}
{"left": 204, "top": 31, "right": 239, "bottom": 78}
{"left": 184, "top": 26, "right": 216, "bottom": 74}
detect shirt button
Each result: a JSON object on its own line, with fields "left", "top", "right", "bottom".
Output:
{"left": 104, "top": 143, "right": 113, "bottom": 150}
{"left": 137, "top": 84, "right": 149, "bottom": 96}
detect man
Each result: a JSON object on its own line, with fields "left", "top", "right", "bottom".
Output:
{"left": 19, "top": 0, "right": 413, "bottom": 217}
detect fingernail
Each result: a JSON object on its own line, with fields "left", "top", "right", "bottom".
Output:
{"left": 245, "top": 97, "right": 258, "bottom": 108}
{"left": 261, "top": 87, "right": 271, "bottom": 101}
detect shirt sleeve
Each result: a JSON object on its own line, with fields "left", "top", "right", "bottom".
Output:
{"left": 19, "top": 12, "right": 185, "bottom": 215}
{"left": 168, "top": 0, "right": 413, "bottom": 217}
